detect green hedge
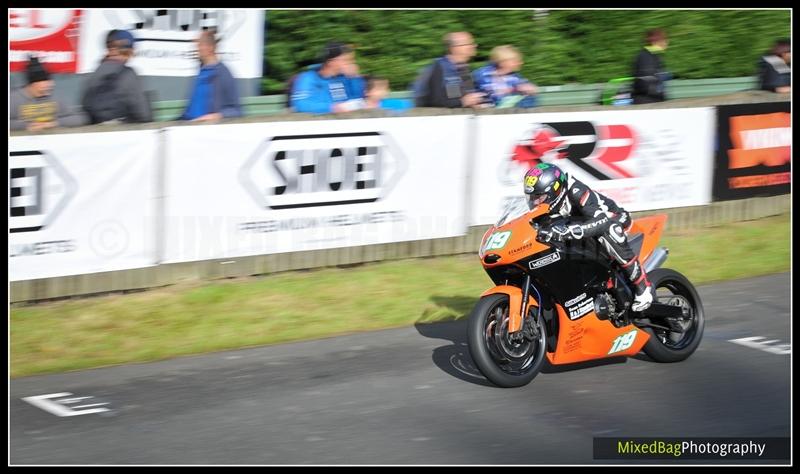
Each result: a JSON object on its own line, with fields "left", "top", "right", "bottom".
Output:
{"left": 262, "top": 9, "right": 790, "bottom": 94}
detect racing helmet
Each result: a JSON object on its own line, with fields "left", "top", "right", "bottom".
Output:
{"left": 523, "top": 163, "right": 568, "bottom": 210}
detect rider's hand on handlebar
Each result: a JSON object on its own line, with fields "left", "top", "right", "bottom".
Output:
{"left": 537, "top": 224, "right": 575, "bottom": 243}
{"left": 537, "top": 226, "right": 560, "bottom": 243}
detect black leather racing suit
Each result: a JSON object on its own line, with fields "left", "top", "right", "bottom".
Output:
{"left": 548, "top": 176, "right": 649, "bottom": 290}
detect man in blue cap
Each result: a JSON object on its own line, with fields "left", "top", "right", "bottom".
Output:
{"left": 81, "top": 29, "right": 153, "bottom": 124}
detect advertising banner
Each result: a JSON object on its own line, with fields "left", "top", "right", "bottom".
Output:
{"left": 9, "top": 9, "right": 82, "bottom": 73}
{"left": 161, "top": 116, "right": 470, "bottom": 263}
{"left": 712, "top": 102, "right": 791, "bottom": 200}
{"left": 471, "top": 108, "right": 716, "bottom": 225}
{"left": 9, "top": 131, "right": 158, "bottom": 280}
{"left": 76, "top": 9, "right": 264, "bottom": 78}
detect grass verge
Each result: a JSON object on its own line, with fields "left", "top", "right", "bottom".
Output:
{"left": 11, "top": 213, "right": 790, "bottom": 377}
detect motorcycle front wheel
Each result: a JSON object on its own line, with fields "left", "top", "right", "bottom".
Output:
{"left": 467, "top": 293, "right": 547, "bottom": 388}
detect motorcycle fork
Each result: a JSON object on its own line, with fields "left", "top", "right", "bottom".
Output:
{"left": 517, "top": 274, "right": 540, "bottom": 342}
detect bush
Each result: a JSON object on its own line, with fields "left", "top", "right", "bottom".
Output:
{"left": 262, "top": 10, "right": 790, "bottom": 94}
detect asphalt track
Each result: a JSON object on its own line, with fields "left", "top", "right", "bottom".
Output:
{"left": 10, "top": 272, "right": 791, "bottom": 465}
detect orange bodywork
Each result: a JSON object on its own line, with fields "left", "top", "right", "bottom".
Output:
{"left": 628, "top": 214, "right": 667, "bottom": 262}
{"left": 478, "top": 204, "right": 664, "bottom": 365}
{"left": 545, "top": 304, "right": 650, "bottom": 365}
{"left": 480, "top": 285, "right": 539, "bottom": 333}
{"left": 479, "top": 204, "right": 553, "bottom": 269}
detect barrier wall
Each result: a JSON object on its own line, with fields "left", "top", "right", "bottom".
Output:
{"left": 8, "top": 93, "right": 791, "bottom": 302}
{"left": 10, "top": 130, "right": 160, "bottom": 281}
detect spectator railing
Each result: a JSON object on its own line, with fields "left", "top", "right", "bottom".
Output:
{"left": 152, "top": 76, "right": 760, "bottom": 121}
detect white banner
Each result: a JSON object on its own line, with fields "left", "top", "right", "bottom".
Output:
{"left": 77, "top": 9, "right": 264, "bottom": 78}
{"left": 471, "top": 108, "right": 716, "bottom": 225}
{"left": 9, "top": 132, "right": 158, "bottom": 281}
{"left": 161, "top": 116, "right": 470, "bottom": 263}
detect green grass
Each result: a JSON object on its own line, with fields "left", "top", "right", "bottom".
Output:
{"left": 11, "top": 213, "right": 790, "bottom": 378}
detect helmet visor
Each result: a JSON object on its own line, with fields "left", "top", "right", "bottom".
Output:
{"left": 528, "top": 193, "right": 549, "bottom": 210}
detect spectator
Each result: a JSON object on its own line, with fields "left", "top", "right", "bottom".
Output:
{"left": 289, "top": 42, "right": 367, "bottom": 114}
{"left": 10, "top": 57, "right": 88, "bottom": 132}
{"left": 179, "top": 29, "right": 242, "bottom": 122}
{"left": 413, "top": 31, "right": 486, "bottom": 109}
{"left": 364, "top": 76, "right": 413, "bottom": 112}
{"left": 758, "top": 39, "right": 790, "bottom": 93}
{"left": 473, "top": 45, "right": 539, "bottom": 108}
{"left": 631, "top": 28, "right": 673, "bottom": 104}
{"left": 81, "top": 29, "right": 153, "bottom": 124}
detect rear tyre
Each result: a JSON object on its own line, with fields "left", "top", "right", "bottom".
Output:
{"left": 640, "top": 268, "right": 704, "bottom": 362}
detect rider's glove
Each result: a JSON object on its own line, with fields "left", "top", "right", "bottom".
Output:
{"left": 537, "top": 227, "right": 555, "bottom": 243}
{"left": 538, "top": 224, "right": 583, "bottom": 243}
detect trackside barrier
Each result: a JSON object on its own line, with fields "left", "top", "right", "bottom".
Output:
{"left": 9, "top": 91, "right": 790, "bottom": 303}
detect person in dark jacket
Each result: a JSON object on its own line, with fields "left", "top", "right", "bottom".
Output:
{"left": 10, "top": 56, "right": 88, "bottom": 132}
{"left": 179, "top": 29, "right": 242, "bottom": 122}
{"left": 415, "top": 31, "right": 487, "bottom": 109}
{"left": 758, "top": 39, "right": 790, "bottom": 93}
{"left": 81, "top": 30, "right": 153, "bottom": 124}
{"left": 631, "top": 28, "right": 672, "bottom": 104}
{"left": 289, "top": 42, "right": 367, "bottom": 114}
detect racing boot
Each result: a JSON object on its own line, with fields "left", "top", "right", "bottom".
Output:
{"left": 622, "top": 257, "right": 653, "bottom": 312}
{"left": 631, "top": 274, "right": 653, "bottom": 312}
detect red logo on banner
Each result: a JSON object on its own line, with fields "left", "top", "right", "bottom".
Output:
{"left": 509, "top": 122, "right": 637, "bottom": 181}
{"left": 9, "top": 9, "right": 82, "bottom": 73}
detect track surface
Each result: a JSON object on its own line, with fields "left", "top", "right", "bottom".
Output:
{"left": 10, "top": 273, "right": 791, "bottom": 464}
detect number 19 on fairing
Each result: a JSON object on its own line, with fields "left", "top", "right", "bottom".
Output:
{"left": 484, "top": 231, "right": 511, "bottom": 251}
{"left": 608, "top": 329, "right": 638, "bottom": 354}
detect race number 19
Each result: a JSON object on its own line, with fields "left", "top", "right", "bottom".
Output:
{"left": 484, "top": 231, "right": 511, "bottom": 251}
{"left": 609, "top": 329, "right": 637, "bottom": 354}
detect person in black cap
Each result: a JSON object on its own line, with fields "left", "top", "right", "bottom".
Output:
{"left": 289, "top": 41, "right": 369, "bottom": 114}
{"left": 10, "top": 56, "right": 88, "bottom": 132}
{"left": 80, "top": 29, "right": 153, "bottom": 124}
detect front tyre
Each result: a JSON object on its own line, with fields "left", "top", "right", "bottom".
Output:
{"left": 640, "top": 268, "right": 705, "bottom": 362}
{"left": 467, "top": 293, "right": 547, "bottom": 388}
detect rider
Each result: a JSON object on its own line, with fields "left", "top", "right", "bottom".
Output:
{"left": 523, "top": 162, "right": 653, "bottom": 311}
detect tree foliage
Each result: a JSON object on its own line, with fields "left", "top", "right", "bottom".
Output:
{"left": 262, "top": 9, "right": 790, "bottom": 94}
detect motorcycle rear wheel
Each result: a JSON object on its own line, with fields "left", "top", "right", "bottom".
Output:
{"left": 640, "top": 268, "right": 705, "bottom": 362}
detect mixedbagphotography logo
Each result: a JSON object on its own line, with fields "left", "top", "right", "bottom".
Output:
{"left": 9, "top": 150, "right": 77, "bottom": 233}
{"left": 238, "top": 132, "right": 408, "bottom": 210}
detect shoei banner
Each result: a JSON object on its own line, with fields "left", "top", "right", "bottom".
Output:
{"left": 470, "top": 108, "right": 716, "bottom": 225}
{"left": 9, "top": 9, "right": 82, "bottom": 73}
{"left": 9, "top": 131, "right": 158, "bottom": 281}
{"left": 161, "top": 116, "right": 469, "bottom": 263}
{"left": 712, "top": 102, "right": 791, "bottom": 200}
{"left": 76, "top": 10, "right": 264, "bottom": 78}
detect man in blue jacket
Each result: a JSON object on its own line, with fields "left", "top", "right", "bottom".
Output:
{"left": 180, "top": 29, "right": 242, "bottom": 122}
{"left": 290, "top": 42, "right": 367, "bottom": 114}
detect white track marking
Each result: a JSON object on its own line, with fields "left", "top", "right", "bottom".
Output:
{"left": 22, "top": 393, "right": 111, "bottom": 417}
{"left": 729, "top": 336, "right": 791, "bottom": 355}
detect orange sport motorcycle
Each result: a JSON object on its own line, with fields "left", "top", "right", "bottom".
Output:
{"left": 468, "top": 200, "right": 704, "bottom": 387}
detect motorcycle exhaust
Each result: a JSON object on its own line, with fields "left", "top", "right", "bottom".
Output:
{"left": 643, "top": 247, "right": 669, "bottom": 273}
